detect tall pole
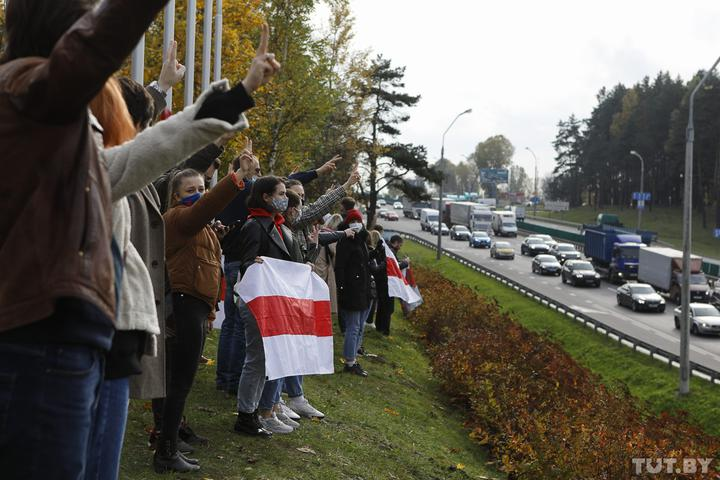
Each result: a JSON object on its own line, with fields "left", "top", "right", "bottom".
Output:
{"left": 629, "top": 150, "right": 645, "bottom": 230}
{"left": 201, "top": 0, "right": 213, "bottom": 91}
{"left": 184, "top": 0, "right": 198, "bottom": 107}
{"left": 436, "top": 109, "right": 472, "bottom": 260}
{"left": 525, "top": 147, "right": 538, "bottom": 217}
{"left": 214, "top": 0, "right": 223, "bottom": 82}
{"left": 163, "top": 0, "right": 176, "bottom": 110}
{"left": 680, "top": 55, "right": 720, "bottom": 396}
{"left": 130, "top": 35, "right": 145, "bottom": 85}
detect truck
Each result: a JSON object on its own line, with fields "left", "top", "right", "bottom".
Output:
{"left": 449, "top": 202, "right": 493, "bottom": 232}
{"left": 476, "top": 198, "right": 497, "bottom": 208}
{"left": 638, "top": 247, "right": 713, "bottom": 303}
{"left": 401, "top": 197, "right": 431, "bottom": 219}
{"left": 583, "top": 225, "right": 648, "bottom": 283}
{"left": 491, "top": 211, "right": 517, "bottom": 237}
{"left": 510, "top": 205, "right": 526, "bottom": 222}
{"left": 419, "top": 208, "right": 440, "bottom": 232}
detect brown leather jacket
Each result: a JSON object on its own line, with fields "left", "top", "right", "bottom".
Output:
{"left": 0, "top": 0, "right": 169, "bottom": 332}
{"left": 164, "top": 174, "right": 246, "bottom": 308}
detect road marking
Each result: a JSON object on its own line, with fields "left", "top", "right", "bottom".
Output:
{"left": 606, "top": 288, "right": 617, "bottom": 293}
{"left": 569, "top": 293, "right": 576, "bottom": 297}
{"left": 554, "top": 286, "right": 562, "bottom": 290}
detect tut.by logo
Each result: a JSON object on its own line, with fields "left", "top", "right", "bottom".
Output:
{"left": 632, "top": 458, "right": 714, "bottom": 475}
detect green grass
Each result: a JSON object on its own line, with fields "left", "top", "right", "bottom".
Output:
{"left": 527, "top": 205, "right": 720, "bottom": 258}
{"left": 403, "top": 240, "right": 720, "bottom": 438}
{"left": 120, "top": 313, "right": 503, "bottom": 479}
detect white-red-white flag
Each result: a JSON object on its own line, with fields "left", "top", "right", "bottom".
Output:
{"left": 383, "top": 241, "right": 422, "bottom": 303}
{"left": 236, "top": 257, "right": 334, "bottom": 380}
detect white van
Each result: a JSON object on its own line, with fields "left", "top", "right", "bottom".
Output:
{"left": 491, "top": 211, "right": 518, "bottom": 237}
{"left": 420, "top": 208, "right": 440, "bottom": 232}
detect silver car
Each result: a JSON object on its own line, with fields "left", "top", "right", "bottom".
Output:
{"left": 674, "top": 303, "right": 720, "bottom": 335}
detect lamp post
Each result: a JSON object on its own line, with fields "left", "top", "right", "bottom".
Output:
{"left": 629, "top": 150, "right": 645, "bottom": 230}
{"left": 525, "top": 147, "right": 538, "bottom": 216}
{"left": 437, "top": 108, "right": 472, "bottom": 260}
{"left": 679, "top": 55, "right": 720, "bottom": 396}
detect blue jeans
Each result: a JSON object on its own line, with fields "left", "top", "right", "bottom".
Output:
{"left": 216, "top": 261, "right": 246, "bottom": 392}
{"left": 85, "top": 377, "right": 129, "bottom": 480}
{"left": 283, "top": 375, "right": 303, "bottom": 398}
{"left": 258, "top": 378, "right": 282, "bottom": 411}
{"left": 0, "top": 342, "right": 104, "bottom": 479}
{"left": 236, "top": 303, "right": 266, "bottom": 414}
{"left": 341, "top": 307, "right": 371, "bottom": 363}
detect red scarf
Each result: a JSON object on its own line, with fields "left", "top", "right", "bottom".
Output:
{"left": 248, "top": 208, "right": 285, "bottom": 238}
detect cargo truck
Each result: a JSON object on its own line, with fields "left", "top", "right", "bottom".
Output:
{"left": 510, "top": 205, "right": 526, "bottom": 222}
{"left": 491, "top": 211, "right": 517, "bottom": 237}
{"left": 401, "top": 197, "right": 431, "bottom": 219}
{"left": 449, "top": 202, "right": 493, "bottom": 232}
{"left": 583, "top": 225, "right": 647, "bottom": 283}
{"left": 638, "top": 247, "right": 713, "bottom": 304}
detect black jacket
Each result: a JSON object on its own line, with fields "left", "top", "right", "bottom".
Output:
{"left": 334, "top": 228, "right": 372, "bottom": 311}
{"left": 368, "top": 239, "right": 389, "bottom": 298}
{"left": 238, "top": 216, "right": 295, "bottom": 275}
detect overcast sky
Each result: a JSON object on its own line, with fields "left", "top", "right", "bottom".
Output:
{"left": 315, "top": 0, "right": 720, "bottom": 180}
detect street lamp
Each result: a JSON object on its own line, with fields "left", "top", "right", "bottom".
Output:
{"left": 525, "top": 147, "right": 538, "bottom": 217}
{"left": 679, "top": 55, "right": 720, "bottom": 396}
{"left": 437, "top": 108, "right": 472, "bottom": 260}
{"left": 629, "top": 150, "right": 645, "bottom": 230}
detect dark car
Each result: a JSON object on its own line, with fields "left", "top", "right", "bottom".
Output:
{"left": 674, "top": 303, "right": 720, "bottom": 335}
{"left": 450, "top": 225, "right": 471, "bottom": 241}
{"left": 561, "top": 260, "right": 601, "bottom": 287}
{"left": 520, "top": 237, "right": 550, "bottom": 256}
{"left": 616, "top": 283, "right": 666, "bottom": 312}
{"left": 490, "top": 241, "right": 515, "bottom": 260}
{"left": 550, "top": 243, "right": 582, "bottom": 263}
{"left": 469, "top": 231, "right": 491, "bottom": 248}
{"left": 532, "top": 255, "right": 562, "bottom": 276}
{"left": 430, "top": 222, "right": 449, "bottom": 236}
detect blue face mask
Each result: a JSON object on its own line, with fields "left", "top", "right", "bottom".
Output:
{"left": 180, "top": 192, "right": 201, "bottom": 206}
{"left": 271, "top": 197, "right": 289, "bottom": 213}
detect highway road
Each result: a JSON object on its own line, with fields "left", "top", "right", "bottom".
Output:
{"left": 383, "top": 215, "right": 720, "bottom": 377}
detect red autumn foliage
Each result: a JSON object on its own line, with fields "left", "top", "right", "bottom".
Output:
{"left": 409, "top": 266, "right": 720, "bottom": 479}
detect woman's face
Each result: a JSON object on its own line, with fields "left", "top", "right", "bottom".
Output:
{"left": 174, "top": 175, "right": 205, "bottom": 203}
{"left": 284, "top": 204, "right": 302, "bottom": 224}
{"left": 262, "top": 183, "right": 288, "bottom": 212}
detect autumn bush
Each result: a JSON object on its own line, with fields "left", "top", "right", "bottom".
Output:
{"left": 410, "top": 266, "right": 720, "bottom": 479}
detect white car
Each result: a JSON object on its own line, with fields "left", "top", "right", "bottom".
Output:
{"left": 528, "top": 234, "right": 558, "bottom": 249}
{"left": 393, "top": 201, "right": 403, "bottom": 209}
{"left": 674, "top": 303, "right": 720, "bottom": 335}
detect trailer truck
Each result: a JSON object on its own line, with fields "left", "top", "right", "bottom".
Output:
{"left": 638, "top": 247, "right": 713, "bottom": 303}
{"left": 583, "top": 225, "right": 647, "bottom": 283}
{"left": 449, "top": 202, "right": 493, "bottom": 232}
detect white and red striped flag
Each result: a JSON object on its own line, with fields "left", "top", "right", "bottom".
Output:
{"left": 236, "top": 257, "right": 334, "bottom": 380}
{"left": 383, "top": 241, "right": 422, "bottom": 304}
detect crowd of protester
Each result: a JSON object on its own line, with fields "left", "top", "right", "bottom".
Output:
{"left": 0, "top": 1, "right": 415, "bottom": 477}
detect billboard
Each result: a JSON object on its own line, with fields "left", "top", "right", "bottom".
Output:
{"left": 544, "top": 200, "right": 570, "bottom": 212}
{"left": 480, "top": 168, "right": 509, "bottom": 184}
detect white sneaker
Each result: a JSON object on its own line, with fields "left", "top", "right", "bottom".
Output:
{"left": 286, "top": 396, "right": 325, "bottom": 419}
{"left": 276, "top": 410, "right": 300, "bottom": 428}
{"left": 278, "top": 399, "right": 301, "bottom": 420}
{"left": 259, "top": 413, "right": 294, "bottom": 434}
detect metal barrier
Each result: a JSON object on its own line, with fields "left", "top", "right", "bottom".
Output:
{"left": 394, "top": 230, "right": 720, "bottom": 385}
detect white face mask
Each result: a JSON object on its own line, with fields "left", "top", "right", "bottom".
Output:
{"left": 349, "top": 222, "right": 363, "bottom": 232}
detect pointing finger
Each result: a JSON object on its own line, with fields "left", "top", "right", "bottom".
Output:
{"left": 168, "top": 40, "right": 177, "bottom": 63}
{"left": 257, "top": 23, "right": 269, "bottom": 56}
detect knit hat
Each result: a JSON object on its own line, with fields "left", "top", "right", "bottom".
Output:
{"left": 345, "top": 208, "right": 363, "bottom": 224}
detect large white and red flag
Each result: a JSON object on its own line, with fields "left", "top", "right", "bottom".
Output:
{"left": 383, "top": 241, "right": 422, "bottom": 304}
{"left": 236, "top": 257, "right": 334, "bottom": 380}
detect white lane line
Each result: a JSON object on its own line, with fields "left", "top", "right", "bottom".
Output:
{"left": 569, "top": 293, "right": 577, "bottom": 297}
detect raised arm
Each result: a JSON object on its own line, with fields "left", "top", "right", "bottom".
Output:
{"left": 294, "top": 167, "right": 360, "bottom": 229}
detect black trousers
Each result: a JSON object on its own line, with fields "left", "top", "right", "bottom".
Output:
{"left": 374, "top": 295, "right": 395, "bottom": 335}
{"left": 157, "top": 293, "right": 209, "bottom": 450}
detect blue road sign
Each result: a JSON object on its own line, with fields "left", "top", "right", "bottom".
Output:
{"left": 530, "top": 196, "right": 541, "bottom": 205}
{"left": 480, "top": 168, "right": 509, "bottom": 184}
{"left": 715, "top": 228, "right": 720, "bottom": 239}
{"left": 632, "top": 192, "right": 651, "bottom": 201}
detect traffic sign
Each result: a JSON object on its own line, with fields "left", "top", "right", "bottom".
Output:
{"left": 632, "top": 192, "right": 651, "bottom": 201}
{"left": 714, "top": 228, "right": 720, "bottom": 239}
{"left": 637, "top": 199, "right": 645, "bottom": 210}
{"left": 530, "top": 196, "right": 541, "bottom": 205}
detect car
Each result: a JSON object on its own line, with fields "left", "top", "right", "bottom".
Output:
{"left": 377, "top": 199, "right": 387, "bottom": 207}
{"left": 520, "top": 237, "right": 550, "bottom": 256}
{"left": 378, "top": 209, "right": 389, "bottom": 219}
{"left": 469, "top": 231, "right": 492, "bottom": 248}
{"left": 430, "top": 222, "right": 449, "bottom": 236}
{"left": 532, "top": 255, "right": 562, "bottom": 275}
{"left": 490, "top": 241, "right": 515, "bottom": 260}
{"left": 550, "top": 243, "right": 582, "bottom": 263}
{"left": 673, "top": 303, "right": 720, "bottom": 335}
{"left": 393, "top": 201, "right": 403, "bottom": 209}
{"left": 386, "top": 211, "right": 399, "bottom": 221}
{"left": 561, "top": 260, "right": 601, "bottom": 287}
{"left": 528, "top": 234, "right": 558, "bottom": 249}
{"left": 449, "top": 225, "right": 471, "bottom": 241}
{"left": 616, "top": 283, "right": 666, "bottom": 312}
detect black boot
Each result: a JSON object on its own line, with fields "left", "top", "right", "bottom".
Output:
{"left": 153, "top": 438, "right": 200, "bottom": 473}
{"left": 179, "top": 417, "right": 209, "bottom": 446}
{"left": 234, "top": 410, "right": 272, "bottom": 437}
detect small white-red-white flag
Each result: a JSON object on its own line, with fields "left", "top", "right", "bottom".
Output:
{"left": 236, "top": 257, "right": 334, "bottom": 380}
{"left": 383, "top": 241, "right": 422, "bottom": 303}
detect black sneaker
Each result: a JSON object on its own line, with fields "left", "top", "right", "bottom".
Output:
{"left": 234, "top": 411, "right": 273, "bottom": 437}
{"left": 357, "top": 346, "right": 366, "bottom": 356}
{"left": 179, "top": 419, "right": 209, "bottom": 446}
{"left": 343, "top": 363, "right": 368, "bottom": 377}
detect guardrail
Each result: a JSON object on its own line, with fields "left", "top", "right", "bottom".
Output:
{"left": 393, "top": 230, "right": 720, "bottom": 385}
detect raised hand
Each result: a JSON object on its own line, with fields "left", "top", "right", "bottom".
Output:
{"left": 242, "top": 23, "right": 282, "bottom": 94}
{"left": 310, "top": 225, "right": 320, "bottom": 245}
{"left": 235, "top": 150, "right": 255, "bottom": 179}
{"left": 317, "top": 155, "right": 341, "bottom": 176}
{"left": 158, "top": 40, "right": 186, "bottom": 92}
{"left": 343, "top": 227, "right": 356, "bottom": 239}
{"left": 343, "top": 164, "right": 360, "bottom": 191}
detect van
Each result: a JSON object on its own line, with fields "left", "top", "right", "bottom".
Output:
{"left": 420, "top": 208, "right": 440, "bottom": 232}
{"left": 491, "top": 211, "right": 518, "bottom": 237}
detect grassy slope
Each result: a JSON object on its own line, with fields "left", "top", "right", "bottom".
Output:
{"left": 402, "top": 240, "right": 720, "bottom": 437}
{"left": 528, "top": 205, "right": 719, "bottom": 258}
{"left": 120, "top": 314, "right": 503, "bottom": 479}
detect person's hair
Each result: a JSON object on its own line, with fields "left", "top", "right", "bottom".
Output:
{"left": 374, "top": 224, "right": 384, "bottom": 233}
{"left": 286, "top": 189, "right": 301, "bottom": 210}
{"left": 368, "top": 230, "right": 381, "bottom": 248}
{"left": 285, "top": 179, "right": 302, "bottom": 188}
{"left": 212, "top": 158, "right": 221, "bottom": 170}
{"left": 324, "top": 213, "right": 343, "bottom": 230}
{"left": 118, "top": 77, "right": 155, "bottom": 131}
{"left": 232, "top": 156, "right": 241, "bottom": 171}
{"left": 390, "top": 235, "right": 403, "bottom": 245}
{"left": 340, "top": 197, "right": 355, "bottom": 211}
{"left": 247, "top": 176, "right": 283, "bottom": 210}
{"left": 168, "top": 168, "right": 203, "bottom": 208}
{"left": 2, "top": 0, "right": 96, "bottom": 63}
{"left": 89, "top": 77, "right": 136, "bottom": 148}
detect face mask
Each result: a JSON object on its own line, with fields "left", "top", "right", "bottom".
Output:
{"left": 250, "top": 175, "right": 259, "bottom": 182}
{"left": 180, "top": 192, "right": 201, "bottom": 206}
{"left": 349, "top": 222, "right": 363, "bottom": 232}
{"left": 271, "top": 197, "right": 289, "bottom": 213}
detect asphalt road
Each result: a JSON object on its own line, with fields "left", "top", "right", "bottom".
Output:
{"left": 383, "top": 214, "right": 720, "bottom": 376}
